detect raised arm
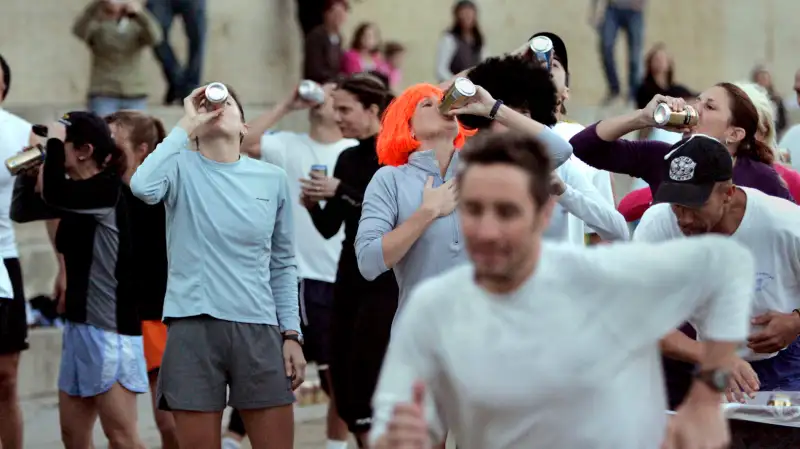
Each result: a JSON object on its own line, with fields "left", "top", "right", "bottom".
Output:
{"left": 41, "top": 139, "right": 120, "bottom": 214}
{"left": 10, "top": 174, "right": 60, "bottom": 223}
{"left": 129, "top": 127, "right": 184, "bottom": 205}
{"left": 270, "top": 172, "right": 300, "bottom": 334}
{"left": 72, "top": 0, "right": 102, "bottom": 42}
{"left": 555, "top": 162, "right": 629, "bottom": 241}
{"left": 131, "top": 6, "right": 163, "bottom": 46}
{"left": 369, "top": 281, "right": 447, "bottom": 448}
{"left": 494, "top": 108, "right": 573, "bottom": 169}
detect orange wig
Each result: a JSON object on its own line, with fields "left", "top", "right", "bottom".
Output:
{"left": 377, "top": 83, "right": 476, "bottom": 167}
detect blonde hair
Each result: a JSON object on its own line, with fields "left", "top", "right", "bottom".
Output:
{"left": 732, "top": 81, "right": 779, "bottom": 156}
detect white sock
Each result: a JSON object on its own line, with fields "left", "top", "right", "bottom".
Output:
{"left": 222, "top": 436, "right": 242, "bottom": 449}
{"left": 326, "top": 440, "right": 349, "bottom": 449}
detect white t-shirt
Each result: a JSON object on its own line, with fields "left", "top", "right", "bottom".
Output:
{"left": 370, "top": 237, "right": 754, "bottom": 449}
{"left": 260, "top": 131, "right": 357, "bottom": 283}
{"left": 0, "top": 108, "right": 31, "bottom": 259}
{"left": 551, "top": 122, "right": 621, "bottom": 244}
{"left": 633, "top": 187, "right": 800, "bottom": 361}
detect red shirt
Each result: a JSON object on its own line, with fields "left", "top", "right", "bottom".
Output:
{"left": 774, "top": 163, "right": 800, "bottom": 202}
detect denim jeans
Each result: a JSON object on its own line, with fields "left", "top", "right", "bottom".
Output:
{"left": 88, "top": 96, "right": 148, "bottom": 117}
{"left": 146, "top": 0, "right": 207, "bottom": 101}
{"left": 599, "top": 5, "right": 643, "bottom": 98}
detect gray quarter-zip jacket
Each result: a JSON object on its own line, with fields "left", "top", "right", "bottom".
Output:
{"left": 356, "top": 126, "right": 572, "bottom": 313}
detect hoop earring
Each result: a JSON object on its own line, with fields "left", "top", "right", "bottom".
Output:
{"left": 724, "top": 138, "right": 731, "bottom": 146}
{"left": 78, "top": 156, "right": 86, "bottom": 161}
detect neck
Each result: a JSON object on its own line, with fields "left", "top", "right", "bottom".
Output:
{"left": 358, "top": 121, "right": 381, "bottom": 140}
{"left": 197, "top": 135, "right": 241, "bottom": 163}
{"left": 70, "top": 164, "right": 101, "bottom": 181}
{"left": 653, "top": 72, "right": 669, "bottom": 88}
{"left": 309, "top": 120, "right": 343, "bottom": 144}
{"left": 418, "top": 137, "right": 456, "bottom": 176}
{"left": 479, "top": 244, "right": 540, "bottom": 295}
{"left": 711, "top": 188, "right": 747, "bottom": 235}
{"left": 555, "top": 105, "right": 564, "bottom": 122}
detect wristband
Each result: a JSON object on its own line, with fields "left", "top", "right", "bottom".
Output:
{"left": 489, "top": 100, "right": 503, "bottom": 120}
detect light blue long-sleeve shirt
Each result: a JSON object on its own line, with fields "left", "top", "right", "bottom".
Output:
{"left": 130, "top": 127, "right": 300, "bottom": 333}
{"left": 356, "top": 127, "right": 573, "bottom": 313}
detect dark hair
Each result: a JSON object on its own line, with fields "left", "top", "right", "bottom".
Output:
{"left": 450, "top": 1, "right": 483, "bottom": 53}
{"left": 350, "top": 22, "right": 378, "bottom": 52}
{"left": 644, "top": 43, "right": 674, "bottom": 86}
{"left": 0, "top": 54, "right": 10, "bottom": 101}
{"left": 222, "top": 83, "right": 245, "bottom": 122}
{"left": 337, "top": 73, "right": 394, "bottom": 115}
{"left": 69, "top": 125, "right": 127, "bottom": 177}
{"left": 384, "top": 41, "right": 405, "bottom": 58}
{"left": 716, "top": 82, "right": 774, "bottom": 164}
{"left": 324, "top": 0, "right": 350, "bottom": 12}
{"left": 105, "top": 110, "right": 166, "bottom": 157}
{"left": 366, "top": 70, "right": 391, "bottom": 89}
{"left": 458, "top": 131, "right": 551, "bottom": 207}
{"left": 463, "top": 56, "right": 557, "bottom": 130}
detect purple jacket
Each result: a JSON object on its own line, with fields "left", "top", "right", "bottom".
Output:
{"left": 570, "top": 123, "right": 795, "bottom": 202}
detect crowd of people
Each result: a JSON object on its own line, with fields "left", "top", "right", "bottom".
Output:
{"left": 2, "top": 0, "right": 800, "bottom": 449}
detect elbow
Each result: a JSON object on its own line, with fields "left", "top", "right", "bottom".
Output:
{"left": 550, "top": 141, "right": 573, "bottom": 169}
{"left": 129, "top": 178, "right": 160, "bottom": 205}
{"left": 355, "top": 238, "right": 387, "bottom": 282}
{"left": 240, "top": 138, "right": 261, "bottom": 159}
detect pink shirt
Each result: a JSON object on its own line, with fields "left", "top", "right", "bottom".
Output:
{"left": 341, "top": 49, "right": 391, "bottom": 77}
{"left": 774, "top": 163, "right": 800, "bottom": 202}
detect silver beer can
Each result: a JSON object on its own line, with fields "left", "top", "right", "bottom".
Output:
{"left": 529, "top": 36, "right": 554, "bottom": 70}
{"left": 298, "top": 80, "right": 326, "bottom": 105}
{"left": 439, "top": 77, "right": 477, "bottom": 115}
{"left": 204, "top": 82, "right": 229, "bottom": 109}
{"left": 653, "top": 103, "right": 699, "bottom": 127}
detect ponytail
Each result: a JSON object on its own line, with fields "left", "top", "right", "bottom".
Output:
{"left": 738, "top": 136, "right": 774, "bottom": 165}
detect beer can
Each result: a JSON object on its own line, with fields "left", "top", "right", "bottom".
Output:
{"left": 6, "top": 144, "right": 46, "bottom": 176}
{"left": 298, "top": 80, "right": 326, "bottom": 105}
{"left": 767, "top": 393, "right": 792, "bottom": 407}
{"left": 529, "top": 36, "right": 554, "bottom": 70}
{"left": 438, "top": 77, "right": 477, "bottom": 115}
{"left": 653, "top": 103, "right": 699, "bottom": 127}
{"left": 310, "top": 164, "right": 327, "bottom": 178}
{"left": 204, "top": 82, "right": 229, "bottom": 109}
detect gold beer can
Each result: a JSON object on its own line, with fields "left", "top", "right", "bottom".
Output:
{"left": 6, "top": 144, "right": 46, "bottom": 175}
{"left": 439, "top": 77, "right": 477, "bottom": 115}
{"left": 653, "top": 103, "right": 699, "bottom": 127}
{"left": 767, "top": 393, "right": 792, "bottom": 407}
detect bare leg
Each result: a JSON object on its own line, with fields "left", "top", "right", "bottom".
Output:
{"left": 149, "top": 372, "right": 180, "bottom": 449}
{"left": 95, "top": 383, "right": 145, "bottom": 449}
{"left": 321, "top": 369, "right": 348, "bottom": 442}
{"left": 0, "top": 353, "right": 22, "bottom": 449}
{"left": 59, "top": 391, "right": 98, "bottom": 449}
{"left": 240, "top": 405, "right": 294, "bottom": 449}
{"left": 173, "top": 410, "right": 224, "bottom": 449}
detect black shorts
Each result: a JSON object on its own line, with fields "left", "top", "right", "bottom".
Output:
{"left": 330, "top": 280, "right": 398, "bottom": 434}
{"left": 0, "top": 258, "right": 28, "bottom": 355}
{"left": 299, "top": 279, "right": 335, "bottom": 366}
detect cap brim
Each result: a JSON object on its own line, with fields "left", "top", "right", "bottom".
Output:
{"left": 653, "top": 182, "right": 715, "bottom": 208}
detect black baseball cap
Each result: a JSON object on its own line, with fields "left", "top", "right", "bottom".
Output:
{"left": 531, "top": 32, "right": 568, "bottom": 74}
{"left": 653, "top": 135, "right": 734, "bottom": 207}
{"left": 58, "top": 111, "right": 117, "bottom": 158}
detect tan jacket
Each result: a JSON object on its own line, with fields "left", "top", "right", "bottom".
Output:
{"left": 73, "top": 2, "right": 162, "bottom": 98}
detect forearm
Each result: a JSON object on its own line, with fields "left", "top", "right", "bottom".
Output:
{"left": 660, "top": 330, "right": 704, "bottom": 364}
{"left": 72, "top": 1, "right": 101, "bottom": 40}
{"left": 596, "top": 109, "right": 649, "bottom": 141}
{"left": 133, "top": 9, "right": 163, "bottom": 46}
{"left": 380, "top": 207, "right": 437, "bottom": 269}
{"left": 241, "top": 103, "right": 290, "bottom": 158}
{"left": 130, "top": 127, "right": 185, "bottom": 204}
{"left": 682, "top": 341, "right": 739, "bottom": 406}
{"left": 272, "top": 272, "right": 301, "bottom": 333}
{"left": 493, "top": 107, "right": 573, "bottom": 168}
{"left": 558, "top": 186, "right": 629, "bottom": 241}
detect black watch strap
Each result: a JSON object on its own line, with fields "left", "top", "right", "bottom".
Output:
{"left": 283, "top": 333, "right": 304, "bottom": 345}
{"left": 489, "top": 100, "right": 503, "bottom": 120}
{"left": 693, "top": 368, "right": 730, "bottom": 393}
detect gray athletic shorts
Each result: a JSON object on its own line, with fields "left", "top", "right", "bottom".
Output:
{"left": 156, "top": 315, "right": 295, "bottom": 412}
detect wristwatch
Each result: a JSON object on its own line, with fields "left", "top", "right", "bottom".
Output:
{"left": 283, "top": 333, "right": 304, "bottom": 346}
{"left": 693, "top": 368, "right": 731, "bottom": 393}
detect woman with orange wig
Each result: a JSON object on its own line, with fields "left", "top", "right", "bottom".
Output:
{"left": 355, "top": 81, "right": 573, "bottom": 312}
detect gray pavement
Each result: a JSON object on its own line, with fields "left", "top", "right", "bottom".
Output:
{"left": 22, "top": 394, "right": 355, "bottom": 449}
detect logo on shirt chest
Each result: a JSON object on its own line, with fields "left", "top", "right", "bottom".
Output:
{"left": 754, "top": 272, "right": 775, "bottom": 293}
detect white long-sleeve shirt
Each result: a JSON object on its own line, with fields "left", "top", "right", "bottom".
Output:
{"left": 369, "top": 237, "right": 755, "bottom": 449}
{"left": 551, "top": 121, "right": 624, "bottom": 243}
{"left": 544, "top": 158, "right": 629, "bottom": 242}
{"left": 633, "top": 186, "right": 800, "bottom": 361}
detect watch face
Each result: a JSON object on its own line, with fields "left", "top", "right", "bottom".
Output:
{"left": 712, "top": 370, "right": 731, "bottom": 391}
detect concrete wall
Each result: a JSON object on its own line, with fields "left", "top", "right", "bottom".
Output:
{"left": 2, "top": 0, "right": 800, "bottom": 109}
